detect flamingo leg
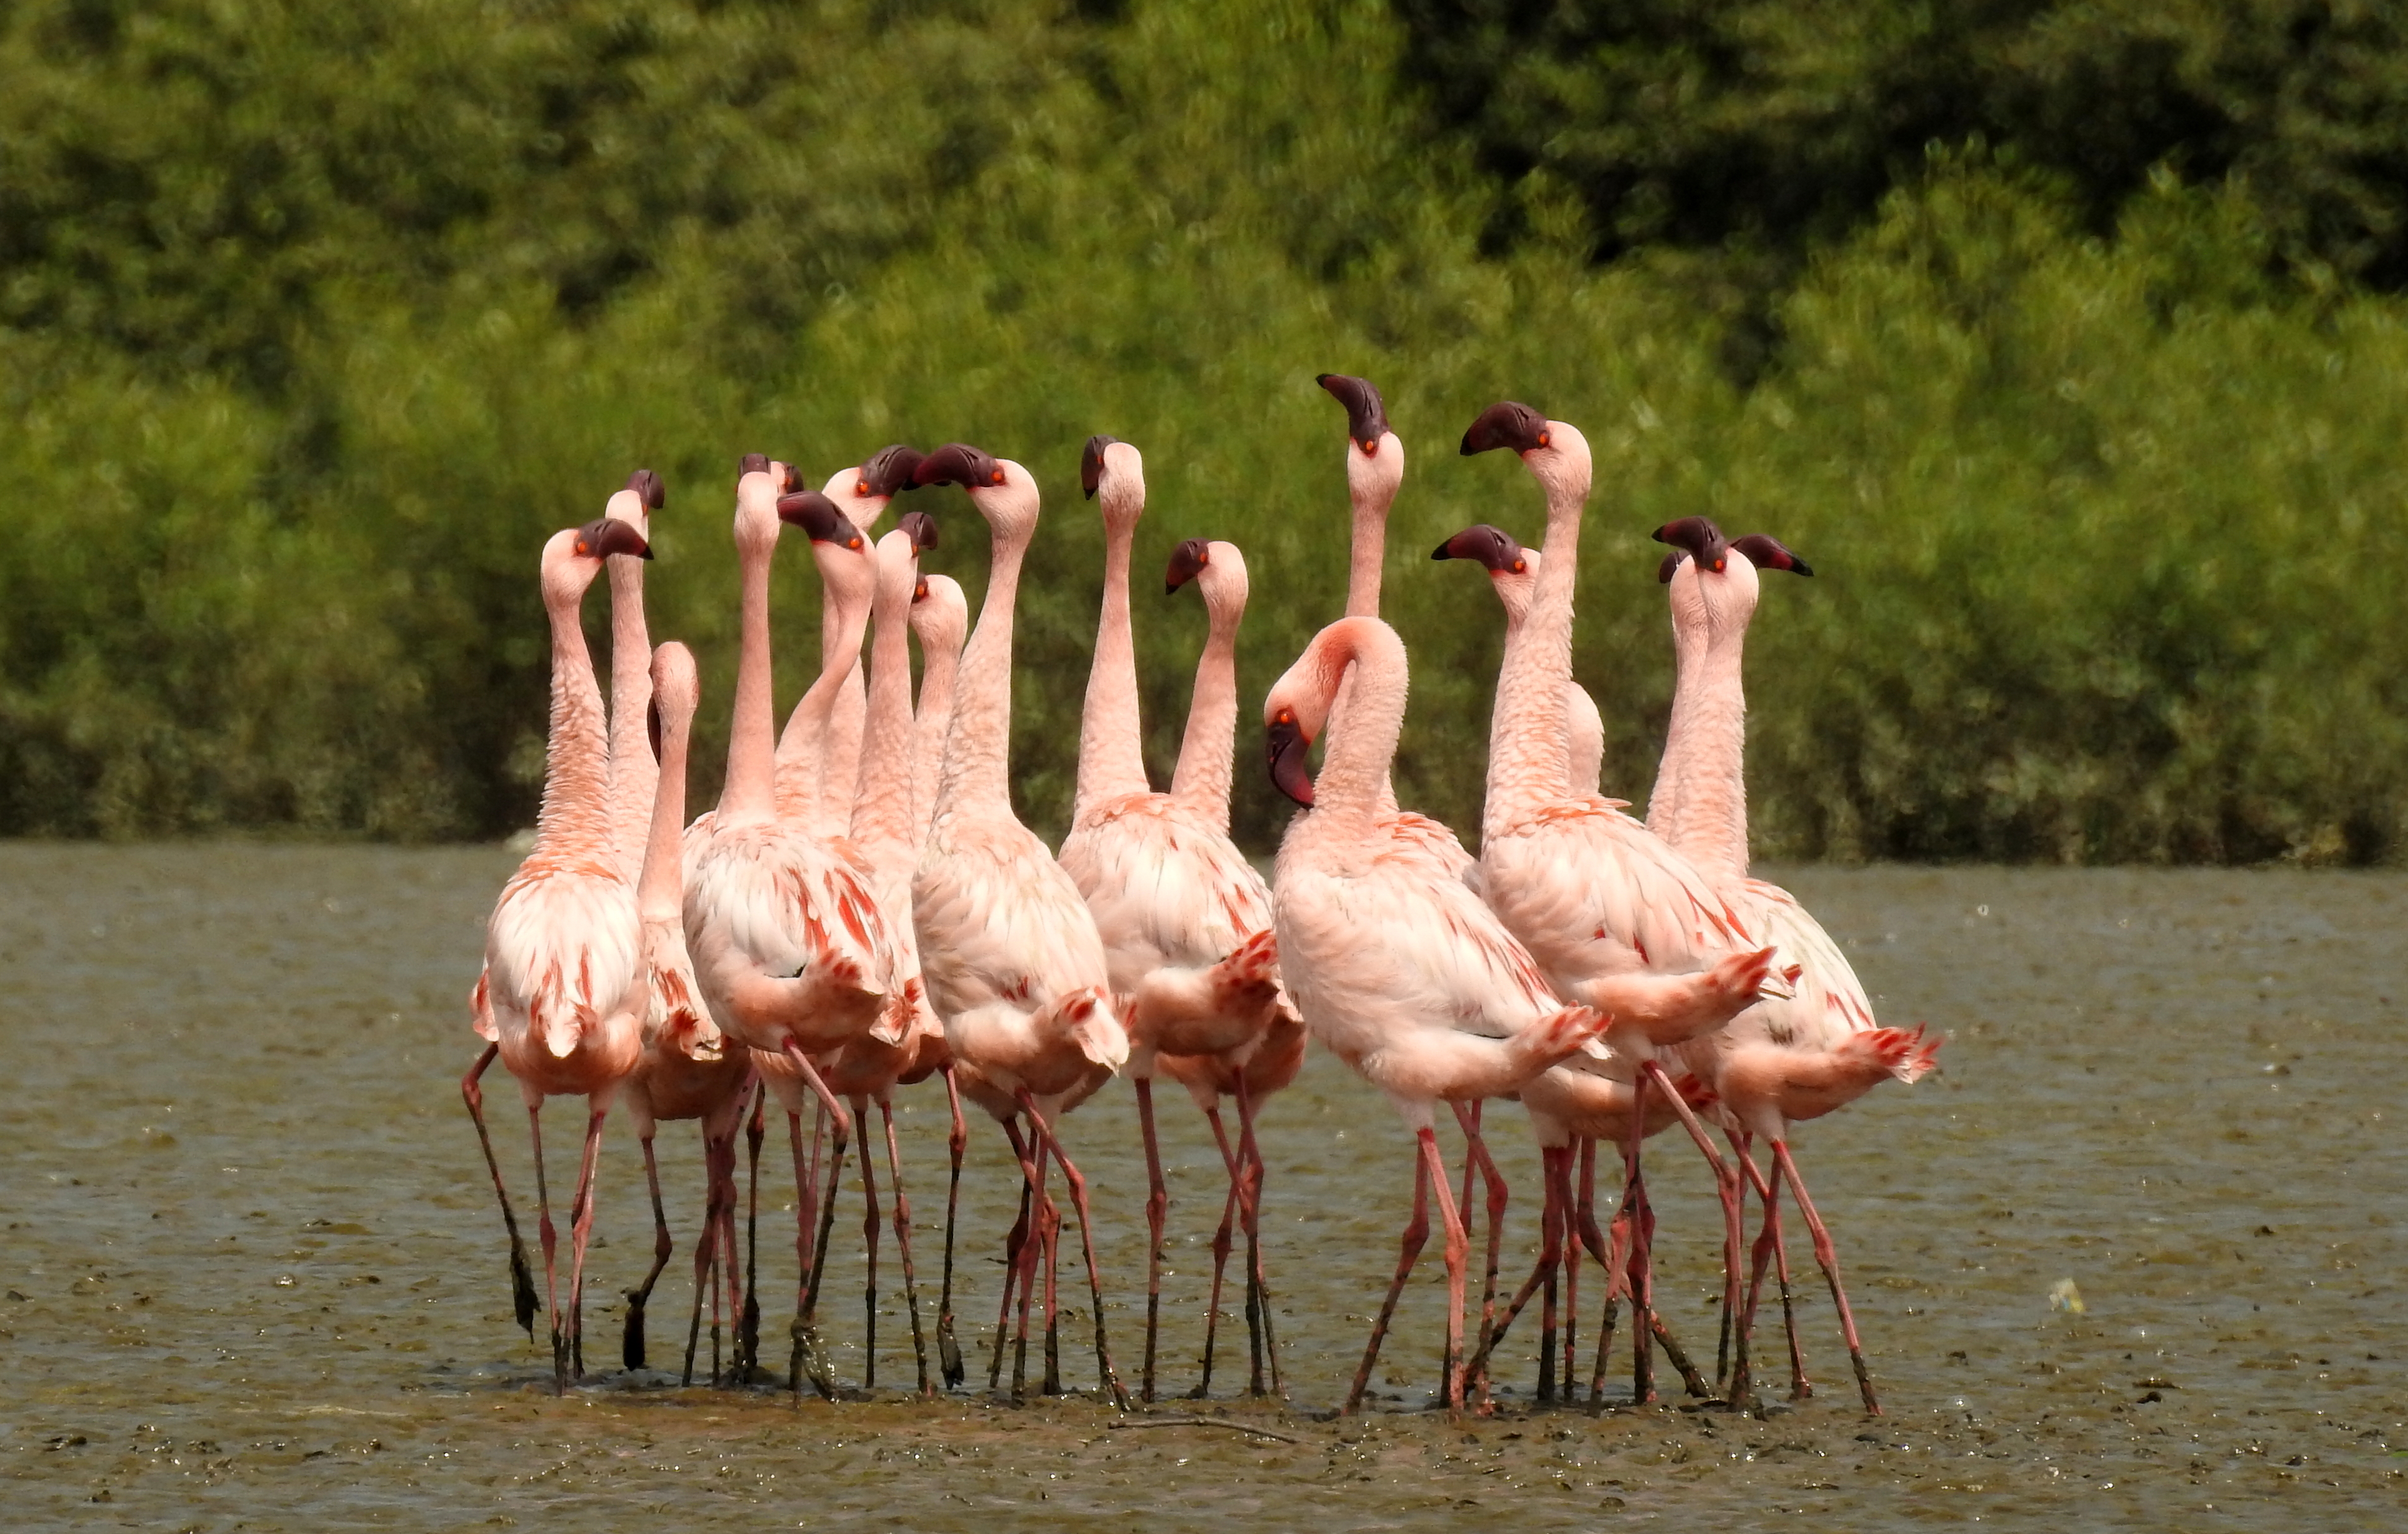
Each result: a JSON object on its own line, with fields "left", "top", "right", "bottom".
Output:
{"left": 623, "top": 1127, "right": 674, "bottom": 1372}
{"left": 986, "top": 1169, "right": 1032, "bottom": 1393}
{"left": 1233, "top": 1076, "right": 1282, "bottom": 1400}
{"left": 462, "top": 1046, "right": 540, "bottom": 1338}
{"left": 879, "top": 1094, "right": 933, "bottom": 1397}
{"left": 1420, "top": 1125, "right": 1471, "bottom": 1412}
{"left": 1449, "top": 1101, "right": 1508, "bottom": 1408}
{"left": 1022, "top": 1091, "right": 1129, "bottom": 1409}
{"left": 1344, "top": 1140, "right": 1430, "bottom": 1415}
{"left": 1459, "top": 1143, "right": 1566, "bottom": 1393}
{"left": 683, "top": 1120, "right": 726, "bottom": 1387}
{"left": 852, "top": 1103, "right": 883, "bottom": 1392}
{"left": 738, "top": 1083, "right": 765, "bottom": 1382}
{"left": 1575, "top": 1136, "right": 1623, "bottom": 1405}
{"left": 936, "top": 1065, "right": 969, "bottom": 1389}
{"left": 1641, "top": 1060, "right": 1743, "bottom": 1395}
{"left": 1194, "top": 1105, "right": 1240, "bottom": 1400}
{"left": 1134, "top": 1076, "right": 1169, "bottom": 1404}
{"left": 1563, "top": 1137, "right": 1592, "bottom": 1397}
{"left": 562, "top": 1104, "right": 610, "bottom": 1387}
{"left": 525, "top": 1098, "right": 566, "bottom": 1391}
{"left": 1719, "top": 1128, "right": 1747, "bottom": 1390}
{"left": 1621, "top": 1072, "right": 1655, "bottom": 1405}
{"left": 792, "top": 1114, "right": 850, "bottom": 1400}
{"left": 1771, "top": 1140, "right": 1881, "bottom": 1416}
{"left": 999, "top": 1118, "right": 1044, "bottom": 1400}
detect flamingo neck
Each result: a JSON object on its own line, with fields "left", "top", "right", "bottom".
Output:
{"left": 605, "top": 554, "right": 656, "bottom": 880}
{"left": 1345, "top": 477, "right": 1389, "bottom": 619}
{"left": 1646, "top": 568, "right": 1710, "bottom": 839}
{"left": 1482, "top": 461, "right": 1582, "bottom": 839}
{"left": 1669, "top": 597, "right": 1751, "bottom": 887}
{"left": 852, "top": 553, "right": 917, "bottom": 865}
{"left": 638, "top": 691, "right": 690, "bottom": 925}
{"left": 534, "top": 578, "right": 613, "bottom": 863}
{"left": 777, "top": 554, "right": 870, "bottom": 833}
{"left": 1074, "top": 510, "right": 1150, "bottom": 822}
{"left": 910, "top": 629, "right": 960, "bottom": 850}
{"left": 1312, "top": 621, "right": 1407, "bottom": 840}
{"left": 938, "top": 517, "right": 1030, "bottom": 821}
{"left": 1170, "top": 586, "right": 1241, "bottom": 831}
{"left": 719, "top": 532, "right": 779, "bottom": 825}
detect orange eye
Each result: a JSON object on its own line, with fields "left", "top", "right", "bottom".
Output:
{"left": 574, "top": 540, "right": 590, "bottom": 555}
{"left": 848, "top": 537, "right": 862, "bottom": 549}
{"left": 855, "top": 480, "right": 870, "bottom": 496}
{"left": 990, "top": 469, "right": 1005, "bottom": 485}
{"left": 1513, "top": 559, "right": 1525, "bottom": 572}
{"left": 1276, "top": 708, "right": 1293, "bottom": 724}
{"left": 1359, "top": 439, "right": 1378, "bottom": 456}
{"left": 1537, "top": 430, "right": 1550, "bottom": 448}
{"left": 1712, "top": 557, "right": 1726, "bottom": 572}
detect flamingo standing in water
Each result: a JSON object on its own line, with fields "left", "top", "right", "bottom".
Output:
{"left": 909, "top": 442, "right": 1130, "bottom": 1407}
{"left": 1156, "top": 535, "right": 1308, "bottom": 1400}
{"left": 468, "top": 513, "right": 654, "bottom": 1389}
{"left": 1265, "top": 615, "right": 1610, "bottom": 1413}
{"left": 1055, "top": 439, "right": 1286, "bottom": 1402}
{"left": 1650, "top": 516, "right": 1939, "bottom": 1415}
{"left": 1458, "top": 402, "right": 1780, "bottom": 1404}
{"left": 683, "top": 459, "right": 904, "bottom": 1395}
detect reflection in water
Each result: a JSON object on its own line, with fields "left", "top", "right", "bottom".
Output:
{"left": 2, "top": 845, "right": 2402, "bottom": 1527}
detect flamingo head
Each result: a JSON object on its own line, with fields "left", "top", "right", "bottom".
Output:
{"left": 1433, "top": 522, "right": 1540, "bottom": 625}
{"left": 1166, "top": 538, "right": 1249, "bottom": 626}
{"left": 896, "top": 509, "right": 939, "bottom": 552}
{"left": 821, "top": 444, "right": 920, "bottom": 539}
{"left": 1081, "top": 434, "right": 1146, "bottom": 529}
{"left": 908, "top": 570, "right": 969, "bottom": 659}
{"left": 872, "top": 526, "right": 920, "bottom": 619}
{"left": 605, "top": 467, "right": 664, "bottom": 542}
{"left": 915, "top": 442, "right": 1039, "bottom": 542}
{"left": 1262, "top": 626, "right": 1347, "bottom": 810}
{"left": 646, "top": 641, "right": 699, "bottom": 763}
{"left": 1731, "top": 533, "right": 1813, "bottom": 578}
{"left": 1652, "top": 515, "right": 1729, "bottom": 574}
{"left": 733, "top": 455, "right": 802, "bottom": 553}
{"left": 1463, "top": 401, "right": 1592, "bottom": 506}
{"left": 1318, "top": 373, "right": 1404, "bottom": 511}
{"left": 542, "top": 516, "right": 650, "bottom": 605}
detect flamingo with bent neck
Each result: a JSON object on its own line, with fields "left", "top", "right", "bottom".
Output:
{"left": 1055, "top": 437, "right": 1286, "bottom": 1402}
{"left": 682, "top": 458, "right": 905, "bottom": 1396}
{"left": 1651, "top": 515, "right": 1940, "bottom": 1416}
{"left": 1266, "top": 615, "right": 1610, "bottom": 1413}
{"left": 908, "top": 441, "right": 1131, "bottom": 1408}
{"left": 468, "top": 513, "right": 654, "bottom": 1390}
{"left": 1458, "top": 401, "right": 1782, "bottom": 1405}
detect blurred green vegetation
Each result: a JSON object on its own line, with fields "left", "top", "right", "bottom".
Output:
{"left": 3, "top": 0, "right": 2404, "bottom": 862}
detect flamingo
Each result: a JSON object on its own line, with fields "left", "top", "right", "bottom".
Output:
{"left": 1458, "top": 402, "right": 1780, "bottom": 1404}
{"left": 1431, "top": 523, "right": 1607, "bottom": 795}
{"left": 616, "top": 641, "right": 756, "bottom": 1382}
{"left": 467, "top": 512, "right": 653, "bottom": 1389}
{"left": 683, "top": 457, "right": 904, "bottom": 1396}
{"left": 906, "top": 570, "right": 969, "bottom": 856}
{"left": 1264, "top": 615, "right": 1610, "bottom": 1413}
{"left": 1055, "top": 438, "right": 1287, "bottom": 1402}
{"left": 1650, "top": 515, "right": 1940, "bottom": 1415}
{"left": 909, "top": 441, "right": 1131, "bottom": 1407}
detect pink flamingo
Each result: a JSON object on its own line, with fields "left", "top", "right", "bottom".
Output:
{"left": 683, "top": 459, "right": 904, "bottom": 1395}
{"left": 616, "top": 641, "right": 756, "bottom": 1381}
{"left": 1056, "top": 438, "right": 1287, "bottom": 1402}
{"left": 909, "top": 442, "right": 1131, "bottom": 1406}
{"left": 1459, "top": 402, "right": 1781, "bottom": 1404}
{"left": 906, "top": 570, "right": 969, "bottom": 856}
{"left": 468, "top": 513, "right": 654, "bottom": 1389}
{"left": 1264, "top": 615, "right": 1610, "bottom": 1413}
{"left": 1651, "top": 515, "right": 1940, "bottom": 1415}
{"left": 1431, "top": 524, "right": 1607, "bottom": 795}
{"left": 1155, "top": 535, "right": 1308, "bottom": 1401}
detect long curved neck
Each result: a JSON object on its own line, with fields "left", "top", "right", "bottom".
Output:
{"left": 938, "top": 516, "right": 1029, "bottom": 821}
{"left": 1074, "top": 512, "right": 1150, "bottom": 821}
{"left": 779, "top": 558, "right": 870, "bottom": 831}
{"left": 1668, "top": 599, "right": 1751, "bottom": 886}
{"left": 719, "top": 532, "right": 779, "bottom": 825}
{"left": 606, "top": 555, "right": 655, "bottom": 878}
{"left": 852, "top": 573, "right": 916, "bottom": 864}
{"left": 821, "top": 652, "right": 868, "bottom": 836}
{"left": 1645, "top": 583, "right": 1709, "bottom": 838}
{"left": 1346, "top": 480, "right": 1387, "bottom": 618}
{"left": 1315, "top": 626, "right": 1407, "bottom": 839}
{"left": 535, "top": 579, "right": 613, "bottom": 862}
{"left": 1170, "top": 592, "right": 1240, "bottom": 830}
{"left": 1483, "top": 467, "right": 1581, "bottom": 838}
{"left": 912, "top": 630, "right": 959, "bottom": 847}
{"left": 639, "top": 695, "right": 690, "bottom": 925}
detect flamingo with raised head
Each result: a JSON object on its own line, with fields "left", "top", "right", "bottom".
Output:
{"left": 1651, "top": 515, "right": 1940, "bottom": 1415}
{"left": 1459, "top": 402, "right": 1781, "bottom": 1404}
{"left": 468, "top": 513, "right": 654, "bottom": 1390}
{"left": 1055, "top": 438, "right": 1286, "bottom": 1402}
{"left": 909, "top": 441, "right": 1130, "bottom": 1407}
{"left": 1264, "top": 615, "right": 1610, "bottom": 1413}
{"left": 1431, "top": 523, "right": 1607, "bottom": 795}
{"left": 683, "top": 457, "right": 904, "bottom": 1395}
{"left": 905, "top": 570, "right": 969, "bottom": 856}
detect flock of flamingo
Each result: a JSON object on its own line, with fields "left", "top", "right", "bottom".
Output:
{"left": 459, "top": 375, "right": 1941, "bottom": 1418}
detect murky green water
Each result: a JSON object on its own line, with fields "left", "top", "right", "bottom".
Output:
{"left": 3, "top": 844, "right": 2402, "bottom": 1528}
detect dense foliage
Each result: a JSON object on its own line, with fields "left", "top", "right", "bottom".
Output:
{"left": 4, "top": 0, "right": 2404, "bottom": 862}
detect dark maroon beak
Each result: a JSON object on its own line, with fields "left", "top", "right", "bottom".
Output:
{"left": 914, "top": 443, "right": 1006, "bottom": 489}
{"left": 1732, "top": 533, "right": 1813, "bottom": 576}
{"left": 1165, "top": 537, "right": 1210, "bottom": 595}
{"left": 1266, "top": 713, "right": 1314, "bottom": 807}
{"left": 858, "top": 444, "right": 924, "bottom": 498}
{"left": 1652, "top": 516, "right": 1730, "bottom": 573}
{"left": 1461, "top": 401, "right": 1550, "bottom": 456}
{"left": 1657, "top": 551, "right": 1688, "bottom": 584}
{"left": 626, "top": 469, "right": 665, "bottom": 509}
{"left": 777, "top": 490, "right": 865, "bottom": 548}
{"left": 739, "top": 452, "right": 770, "bottom": 480}
{"left": 1431, "top": 523, "right": 1525, "bottom": 572}
{"left": 1316, "top": 374, "right": 1389, "bottom": 455}
{"left": 1081, "top": 434, "right": 1124, "bottom": 499}
{"left": 575, "top": 517, "right": 654, "bottom": 561}
{"left": 646, "top": 698, "right": 663, "bottom": 765}
{"left": 896, "top": 509, "right": 939, "bottom": 550}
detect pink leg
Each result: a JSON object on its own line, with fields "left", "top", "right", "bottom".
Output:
{"left": 1449, "top": 1101, "right": 1509, "bottom": 1408}
{"left": 738, "top": 1085, "right": 765, "bottom": 1381}
{"left": 853, "top": 1104, "right": 883, "bottom": 1391}
{"left": 623, "top": 1129, "right": 675, "bottom": 1371}
{"left": 461, "top": 1046, "right": 539, "bottom": 1337}
{"left": 880, "top": 1096, "right": 933, "bottom": 1397}
{"left": 1344, "top": 1142, "right": 1430, "bottom": 1414}
{"left": 936, "top": 1065, "right": 969, "bottom": 1389}
{"left": 525, "top": 1099, "right": 567, "bottom": 1391}
{"left": 1419, "top": 1126, "right": 1472, "bottom": 1412}
{"left": 792, "top": 1110, "right": 850, "bottom": 1400}
{"left": 1022, "top": 1091, "right": 1130, "bottom": 1409}
{"left": 1194, "top": 1106, "right": 1240, "bottom": 1399}
{"left": 1771, "top": 1140, "right": 1881, "bottom": 1415}
{"left": 1642, "top": 1060, "right": 1743, "bottom": 1389}
{"left": 986, "top": 1163, "right": 1034, "bottom": 1394}
{"left": 1000, "top": 1117, "right": 1047, "bottom": 1399}
{"left": 1622, "top": 1072, "right": 1655, "bottom": 1404}
{"left": 1232, "top": 1076, "right": 1283, "bottom": 1400}
{"left": 561, "top": 1105, "right": 610, "bottom": 1387}
{"left": 1134, "top": 1077, "right": 1169, "bottom": 1404}
{"left": 1459, "top": 1142, "right": 1566, "bottom": 1392}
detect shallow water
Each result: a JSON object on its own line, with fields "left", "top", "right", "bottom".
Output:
{"left": 2, "top": 844, "right": 2402, "bottom": 1529}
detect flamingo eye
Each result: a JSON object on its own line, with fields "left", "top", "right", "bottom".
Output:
{"left": 1512, "top": 559, "right": 1525, "bottom": 573}
{"left": 855, "top": 480, "right": 870, "bottom": 496}
{"left": 1536, "top": 430, "right": 1550, "bottom": 448}
{"left": 1359, "top": 438, "right": 1378, "bottom": 456}
{"left": 990, "top": 469, "right": 1005, "bottom": 485}
{"left": 1712, "top": 557, "right": 1726, "bottom": 572}
{"left": 848, "top": 537, "right": 862, "bottom": 550}
{"left": 1276, "top": 708, "right": 1293, "bottom": 724}
{"left": 574, "top": 539, "right": 590, "bottom": 555}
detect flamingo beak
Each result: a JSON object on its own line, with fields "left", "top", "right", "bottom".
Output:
{"left": 1266, "top": 713, "right": 1314, "bottom": 808}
